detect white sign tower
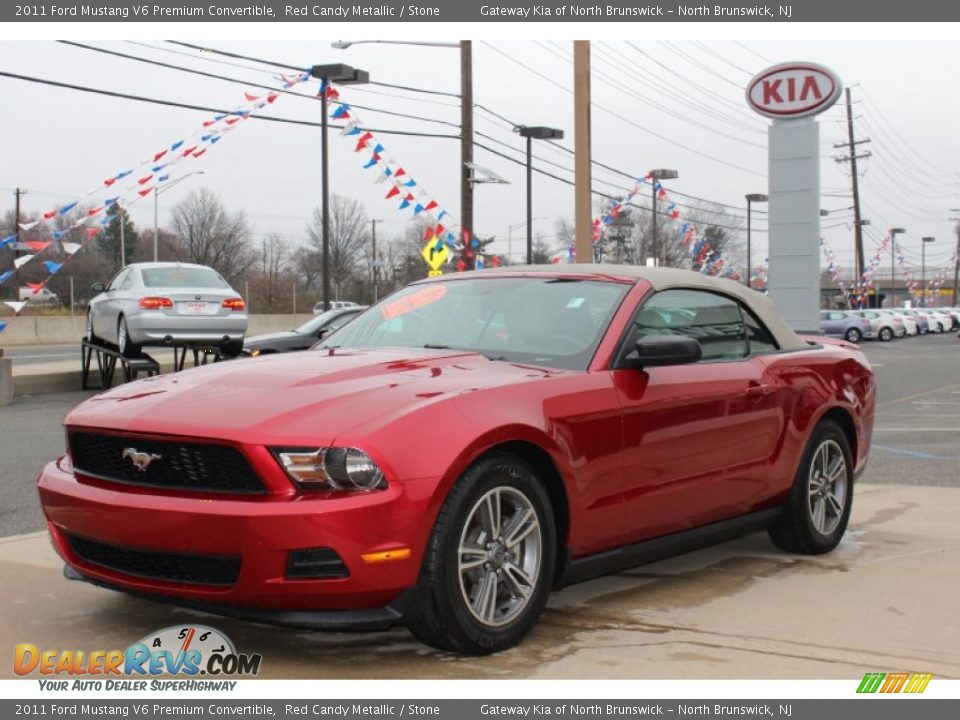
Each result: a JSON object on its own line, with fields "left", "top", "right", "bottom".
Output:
{"left": 746, "top": 62, "right": 843, "bottom": 334}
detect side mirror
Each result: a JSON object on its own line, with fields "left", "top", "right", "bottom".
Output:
{"left": 624, "top": 335, "right": 702, "bottom": 369}
{"left": 91, "top": 282, "right": 107, "bottom": 293}
{"left": 315, "top": 327, "right": 330, "bottom": 339}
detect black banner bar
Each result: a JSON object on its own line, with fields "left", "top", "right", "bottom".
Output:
{"left": 4, "top": 1, "right": 960, "bottom": 23}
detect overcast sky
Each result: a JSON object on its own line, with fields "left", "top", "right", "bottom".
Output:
{"left": 2, "top": 39, "right": 959, "bottom": 277}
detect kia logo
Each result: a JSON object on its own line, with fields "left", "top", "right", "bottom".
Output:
{"left": 746, "top": 62, "right": 842, "bottom": 119}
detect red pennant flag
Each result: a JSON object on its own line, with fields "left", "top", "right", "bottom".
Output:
{"left": 104, "top": 178, "right": 116, "bottom": 187}
{"left": 355, "top": 132, "right": 373, "bottom": 151}
{"left": 154, "top": 150, "right": 168, "bottom": 161}
{"left": 466, "top": 250, "right": 474, "bottom": 259}
{"left": 385, "top": 186, "right": 400, "bottom": 199}
{"left": 325, "top": 85, "right": 339, "bottom": 99}
{"left": 43, "top": 210, "right": 57, "bottom": 220}
{"left": 138, "top": 175, "right": 153, "bottom": 185}
{"left": 658, "top": 188, "right": 667, "bottom": 199}
{"left": 27, "top": 282, "right": 46, "bottom": 294}
{"left": 138, "top": 187, "right": 153, "bottom": 198}
{"left": 192, "top": 148, "right": 207, "bottom": 159}
{"left": 25, "top": 241, "right": 51, "bottom": 251}
{"left": 492, "top": 257, "right": 501, "bottom": 268}
{"left": 266, "top": 92, "right": 279, "bottom": 104}
{"left": 405, "top": 193, "right": 414, "bottom": 201}
{"left": 86, "top": 227, "right": 100, "bottom": 237}
{"left": 203, "top": 120, "right": 216, "bottom": 127}
{"left": 671, "top": 210, "right": 680, "bottom": 219}
{"left": 424, "top": 200, "right": 438, "bottom": 212}
{"left": 88, "top": 206, "right": 103, "bottom": 217}
{"left": 181, "top": 146, "right": 197, "bottom": 157}
{"left": 225, "top": 118, "right": 239, "bottom": 126}
{"left": 456, "top": 259, "right": 467, "bottom": 272}
{"left": 435, "top": 223, "right": 445, "bottom": 237}
{"left": 394, "top": 168, "right": 406, "bottom": 178}
{"left": 244, "top": 92, "right": 260, "bottom": 102}
{"left": 424, "top": 225, "right": 435, "bottom": 242}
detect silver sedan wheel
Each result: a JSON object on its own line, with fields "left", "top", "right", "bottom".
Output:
{"left": 807, "top": 439, "right": 848, "bottom": 535}
{"left": 458, "top": 487, "right": 542, "bottom": 628}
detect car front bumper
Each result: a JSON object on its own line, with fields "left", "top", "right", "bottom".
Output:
{"left": 37, "top": 459, "right": 429, "bottom": 619}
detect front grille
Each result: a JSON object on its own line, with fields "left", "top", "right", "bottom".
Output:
{"left": 69, "top": 432, "right": 264, "bottom": 493}
{"left": 67, "top": 534, "right": 241, "bottom": 586}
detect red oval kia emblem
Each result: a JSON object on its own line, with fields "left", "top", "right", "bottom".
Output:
{"left": 746, "top": 62, "right": 842, "bottom": 119}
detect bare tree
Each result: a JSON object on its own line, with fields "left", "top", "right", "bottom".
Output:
{"left": 305, "top": 194, "right": 370, "bottom": 290}
{"left": 250, "top": 234, "right": 290, "bottom": 312}
{"left": 169, "top": 188, "right": 255, "bottom": 284}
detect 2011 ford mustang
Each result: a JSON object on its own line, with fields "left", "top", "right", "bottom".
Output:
{"left": 37, "top": 265, "right": 875, "bottom": 655}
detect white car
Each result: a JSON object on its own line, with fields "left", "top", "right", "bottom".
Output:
{"left": 877, "top": 310, "right": 917, "bottom": 336}
{"left": 87, "top": 262, "right": 248, "bottom": 358}
{"left": 918, "top": 309, "right": 952, "bottom": 333}
{"left": 313, "top": 300, "right": 359, "bottom": 314}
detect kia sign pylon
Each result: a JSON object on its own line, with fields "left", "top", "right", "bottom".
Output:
{"left": 747, "top": 62, "right": 842, "bottom": 334}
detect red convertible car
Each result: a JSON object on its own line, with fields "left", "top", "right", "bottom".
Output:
{"left": 38, "top": 266, "right": 874, "bottom": 654}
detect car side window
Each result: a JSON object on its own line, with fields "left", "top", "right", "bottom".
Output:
{"left": 107, "top": 269, "right": 129, "bottom": 291}
{"left": 118, "top": 272, "right": 135, "bottom": 291}
{"left": 625, "top": 289, "right": 747, "bottom": 362}
{"left": 742, "top": 305, "right": 779, "bottom": 355}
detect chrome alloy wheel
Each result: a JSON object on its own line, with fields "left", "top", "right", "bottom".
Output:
{"left": 807, "top": 439, "right": 848, "bottom": 536}
{"left": 458, "top": 487, "right": 542, "bottom": 627}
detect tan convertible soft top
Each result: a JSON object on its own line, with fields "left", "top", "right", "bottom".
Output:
{"left": 466, "top": 263, "right": 808, "bottom": 352}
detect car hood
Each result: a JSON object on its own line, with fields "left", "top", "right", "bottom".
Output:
{"left": 67, "top": 347, "right": 565, "bottom": 446}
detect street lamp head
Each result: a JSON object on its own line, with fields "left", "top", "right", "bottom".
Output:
{"left": 330, "top": 41, "right": 353, "bottom": 49}
{"left": 922, "top": 236, "right": 935, "bottom": 243}
{"left": 890, "top": 227, "right": 906, "bottom": 235}
{"left": 819, "top": 209, "right": 830, "bottom": 216}
{"left": 745, "top": 193, "right": 769, "bottom": 203}
{"left": 310, "top": 63, "right": 370, "bottom": 84}
{"left": 517, "top": 126, "right": 564, "bottom": 140}
{"left": 650, "top": 168, "right": 679, "bottom": 180}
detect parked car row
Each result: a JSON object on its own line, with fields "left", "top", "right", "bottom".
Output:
{"left": 819, "top": 307, "right": 960, "bottom": 342}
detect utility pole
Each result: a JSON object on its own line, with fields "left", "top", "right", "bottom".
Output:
{"left": 460, "top": 40, "right": 474, "bottom": 270}
{"left": 12, "top": 188, "right": 27, "bottom": 298}
{"left": 953, "top": 221, "right": 960, "bottom": 307}
{"left": 573, "top": 41, "right": 593, "bottom": 263}
{"left": 834, "top": 87, "right": 871, "bottom": 279}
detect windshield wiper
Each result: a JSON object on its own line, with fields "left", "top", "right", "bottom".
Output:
{"left": 423, "top": 343, "right": 452, "bottom": 349}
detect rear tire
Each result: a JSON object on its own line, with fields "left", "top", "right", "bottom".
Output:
{"left": 220, "top": 341, "right": 244, "bottom": 359}
{"left": 769, "top": 420, "right": 853, "bottom": 555}
{"left": 117, "top": 316, "right": 141, "bottom": 358}
{"left": 878, "top": 326, "right": 893, "bottom": 342}
{"left": 405, "top": 452, "right": 556, "bottom": 655}
{"left": 844, "top": 327, "right": 862, "bottom": 343}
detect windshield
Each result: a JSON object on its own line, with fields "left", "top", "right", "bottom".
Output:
{"left": 318, "top": 276, "right": 629, "bottom": 370}
{"left": 141, "top": 267, "right": 229, "bottom": 289}
{"left": 296, "top": 310, "right": 352, "bottom": 335}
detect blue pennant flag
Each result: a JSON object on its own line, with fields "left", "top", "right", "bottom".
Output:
{"left": 201, "top": 135, "right": 212, "bottom": 142}
{"left": 404, "top": 179, "right": 416, "bottom": 187}
{"left": 44, "top": 261, "right": 63, "bottom": 274}
{"left": 0, "top": 270, "right": 12, "bottom": 284}
{"left": 59, "top": 202, "right": 78, "bottom": 215}
{"left": 158, "top": 175, "right": 170, "bottom": 183}
{"left": 384, "top": 167, "right": 393, "bottom": 177}
{"left": 444, "top": 233, "right": 456, "bottom": 249}
{"left": 398, "top": 198, "right": 411, "bottom": 210}
{"left": 373, "top": 143, "right": 384, "bottom": 154}
{"left": 471, "top": 237, "right": 479, "bottom": 248}
{"left": 213, "top": 114, "right": 226, "bottom": 121}
{"left": 170, "top": 141, "right": 184, "bottom": 152}
{"left": 437, "top": 210, "right": 447, "bottom": 222}
{"left": 152, "top": 163, "right": 169, "bottom": 172}
{"left": 52, "top": 230, "right": 67, "bottom": 240}
{"left": 211, "top": 136, "right": 222, "bottom": 144}
{"left": 116, "top": 170, "right": 132, "bottom": 180}
{"left": 362, "top": 157, "right": 378, "bottom": 169}
{"left": 345, "top": 125, "right": 362, "bottom": 136}
{"left": 319, "top": 77, "right": 328, "bottom": 97}
{"left": 413, "top": 204, "right": 424, "bottom": 215}
{"left": 0, "top": 321, "right": 7, "bottom": 334}
{"left": 105, "top": 197, "right": 118, "bottom": 206}
{"left": 0, "top": 235, "right": 15, "bottom": 248}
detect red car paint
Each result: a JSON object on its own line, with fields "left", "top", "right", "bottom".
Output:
{"left": 37, "top": 272, "right": 875, "bottom": 621}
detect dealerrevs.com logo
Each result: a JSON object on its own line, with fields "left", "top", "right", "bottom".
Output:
{"left": 857, "top": 672, "right": 933, "bottom": 694}
{"left": 14, "top": 625, "right": 262, "bottom": 691}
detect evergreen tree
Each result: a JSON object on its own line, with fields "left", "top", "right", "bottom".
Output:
{"left": 98, "top": 203, "right": 138, "bottom": 270}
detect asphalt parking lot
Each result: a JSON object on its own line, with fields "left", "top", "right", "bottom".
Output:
{"left": 1, "top": 333, "right": 958, "bottom": 679}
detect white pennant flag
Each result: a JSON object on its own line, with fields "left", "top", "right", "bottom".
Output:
{"left": 4, "top": 301, "right": 27, "bottom": 314}
{"left": 61, "top": 242, "right": 82, "bottom": 255}
{"left": 339, "top": 120, "right": 358, "bottom": 137}
{"left": 18, "top": 221, "right": 41, "bottom": 231}
{"left": 14, "top": 255, "right": 34, "bottom": 269}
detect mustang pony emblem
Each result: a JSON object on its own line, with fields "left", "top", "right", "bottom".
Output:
{"left": 122, "top": 448, "right": 162, "bottom": 472}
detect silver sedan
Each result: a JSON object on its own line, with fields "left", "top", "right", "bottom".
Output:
{"left": 87, "top": 262, "right": 248, "bottom": 358}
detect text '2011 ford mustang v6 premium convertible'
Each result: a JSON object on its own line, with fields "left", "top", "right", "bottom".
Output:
{"left": 38, "top": 265, "right": 874, "bottom": 655}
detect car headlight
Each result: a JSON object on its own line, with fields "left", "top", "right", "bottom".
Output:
{"left": 272, "top": 447, "right": 386, "bottom": 492}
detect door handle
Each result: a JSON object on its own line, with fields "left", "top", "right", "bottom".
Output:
{"left": 744, "top": 384, "right": 776, "bottom": 398}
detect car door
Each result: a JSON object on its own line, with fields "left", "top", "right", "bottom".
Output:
{"left": 820, "top": 310, "right": 838, "bottom": 335}
{"left": 612, "top": 288, "right": 789, "bottom": 543}
{"left": 92, "top": 268, "right": 129, "bottom": 340}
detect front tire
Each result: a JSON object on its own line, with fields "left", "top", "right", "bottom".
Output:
{"left": 86, "top": 310, "right": 99, "bottom": 344}
{"left": 878, "top": 326, "right": 893, "bottom": 342}
{"left": 117, "top": 316, "right": 141, "bottom": 358}
{"left": 844, "top": 327, "right": 862, "bottom": 343}
{"left": 769, "top": 420, "right": 853, "bottom": 555}
{"left": 405, "top": 452, "right": 556, "bottom": 655}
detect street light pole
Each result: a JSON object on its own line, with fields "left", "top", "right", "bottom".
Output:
{"left": 745, "top": 193, "right": 768, "bottom": 288}
{"left": 921, "top": 236, "right": 935, "bottom": 307}
{"left": 518, "top": 126, "right": 564, "bottom": 264}
{"left": 649, "top": 169, "right": 678, "bottom": 266}
{"left": 311, "top": 63, "right": 370, "bottom": 312}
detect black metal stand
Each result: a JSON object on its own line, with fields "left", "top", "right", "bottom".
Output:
{"left": 81, "top": 339, "right": 222, "bottom": 390}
